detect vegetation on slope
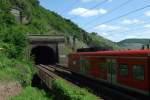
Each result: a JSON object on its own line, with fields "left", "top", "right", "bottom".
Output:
{"left": 0, "top": 49, "right": 33, "bottom": 86}
{"left": 9, "top": 87, "right": 52, "bottom": 100}
{"left": 0, "top": 9, "right": 32, "bottom": 85}
{"left": 0, "top": 0, "right": 120, "bottom": 99}
{"left": 52, "top": 79, "right": 99, "bottom": 100}
{"left": 0, "top": 0, "right": 121, "bottom": 50}
{"left": 118, "top": 38, "right": 150, "bottom": 44}
{"left": 9, "top": 79, "right": 99, "bottom": 100}
{"left": 89, "top": 32, "right": 121, "bottom": 50}
{"left": 117, "top": 38, "right": 150, "bottom": 49}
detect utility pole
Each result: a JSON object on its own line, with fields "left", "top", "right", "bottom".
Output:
{"left": 141, "top": 45, "right": 144, "bottom": 50}
{"left": 147, "top": 44, "right": 149, "bottom": 50}
{"left": 72, "top": 35, "right": 76, "bottom": 52}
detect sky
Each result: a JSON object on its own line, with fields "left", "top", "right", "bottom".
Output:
{"left": 39, "top": 0, "right": 150, "bottom": 42}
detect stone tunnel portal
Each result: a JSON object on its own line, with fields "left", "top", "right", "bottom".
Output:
{"left": 31, "top": 46, "right": 58, "bottom": 65}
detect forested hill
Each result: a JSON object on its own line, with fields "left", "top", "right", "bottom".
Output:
{"left": 0, "top": 0, "right": 121, "bottom": 50}
{"left": 118, "top": 38, "right": 150, "bottom": 50}
{"left": 118, "top": 39, "right": 150, "bottom": 44}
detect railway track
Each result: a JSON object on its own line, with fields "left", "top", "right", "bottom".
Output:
{"left": 36, "top": 64, "right": 144, "bottom": 100}
{"left": 35, "top": 64, "right": 79, "bottom": 89}
{"left": 36, "top": 64, "right": 101, "bottom": 100}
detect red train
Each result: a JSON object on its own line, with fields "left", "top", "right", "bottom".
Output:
{"left": 68, "top": 50, "right": 150, "bottom": 99}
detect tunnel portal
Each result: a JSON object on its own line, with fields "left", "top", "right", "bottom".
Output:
{"left": 28, "top": 35, "right": 66, "bottom": 66}
{"left": 31, "top": 46, "right": 57, "bottom": 65}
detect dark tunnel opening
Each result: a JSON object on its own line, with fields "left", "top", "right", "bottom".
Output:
{"left": 31, "top": 46, "right": 58, "bottom": 65}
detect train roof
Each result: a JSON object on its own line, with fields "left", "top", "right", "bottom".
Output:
{"left": 70, "top": 50, "right": 150, "bottom": 56}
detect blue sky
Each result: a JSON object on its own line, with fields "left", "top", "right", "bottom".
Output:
{"left": 39, "top": 0, "right": 150, "bottom": 42}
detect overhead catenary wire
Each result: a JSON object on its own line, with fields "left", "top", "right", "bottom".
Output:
{"left": 100, "top": 17, "right": 150, "bottom": 37}
{"left": 60, "top": 0, "right": 78, "bottom": 15}
{"left": 83, "top": 0, "right": 133, "bottom": 26}
{"left": 69, "top": 0, "right": 108, "bottom": 20}
{"left": 96, "top": 26, "right": 150, "bottom": 42}
{"left": 106, "top": 26, "right": 150, "bottom": 38}
{"left": 95, "top": 2, "right": 150, "bottom": 34}
{"left": 89, "top": 3, "right": 150, "bottom": 29}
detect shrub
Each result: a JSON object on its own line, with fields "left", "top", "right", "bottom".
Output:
{"left": 2, "top": 13, "right": 16, "bottom": 25}
{"left": 1, "top": 25, "right": 27, "bottom": 59}
{"left": 51, "top": 79, "right": 98, "bottom": 100}
{"left": 0, "top": 42, "right": 18, "bottom": 58}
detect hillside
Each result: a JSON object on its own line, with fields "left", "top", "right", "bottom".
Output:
{"left": 118, "top": 38, "right": 150, "bottom": 50}
{"left": 88, "top": 32, "right": 121, "bottom": 50}
{"left": 0, "top": 0, "right": 121, "bottom": 50}
{"left": 0, "top": 0, "right": 120, "bottom": 99}
{"left": 118, "top": 39, "right": 150, "bottom": 44}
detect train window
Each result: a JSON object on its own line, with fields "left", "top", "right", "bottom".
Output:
{"left": 80, "top": 59, "right": 90, "bottom": 74}
{"left": 133, "top": 65, "right": 144, "bottom": 80}
{"left": 99, "top": 63, "right": 106, "bottom": 72}
{"left": 119, "top": 64, "right": 128, "bottom": 77}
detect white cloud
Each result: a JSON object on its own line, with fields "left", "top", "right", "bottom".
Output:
{"left": 94, "top": 24, "right": 121, "bottom": 31}
{"left": 122, "top": 19, "right": 145, "bottom": 25}
{"left": 144, "top": 24, "right": 150, "bottom": 28}
{"left": 101, "top": 32, "right": 108, "bottom": 36}
{"left": 69, "top": 7, "right": 107, "bottom": 17}
{"left": 145, "top": 10, "right": 150, "bottom": 16}
{"left": 90, "top": 24, "right": 150, "bottom": 42}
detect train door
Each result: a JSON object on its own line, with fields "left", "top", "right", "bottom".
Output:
{"left": 107, "top": 59, "right": 117, "bottom": 84}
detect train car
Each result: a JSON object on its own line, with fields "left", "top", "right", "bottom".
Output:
{"left": 68, "top": 50, "right": 150, "bottom": 99}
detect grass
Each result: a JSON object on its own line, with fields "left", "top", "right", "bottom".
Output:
{"left": 0, "top": 69, "right": 14, "bottom": 82}
{"left": 0, "top": 53, "right": 53, "bottom": 100}
{"left": 52, "top": 79, "right": 99, "bottom": 100}
{"left": 0, "top": 53, "right": 33, "bottom": 86}
{"left": 0, "top": 49, "right": 97, "bottom": 100}
{"left": 8, "top": 86, "right": 52, "bottom": 100}
{"left": 0, "top": 54, "right": 98, "bottom": 100}
{"left": 8, "top": 77, "right": 98, "bottom": 100}
{"left": 0, "top": 49, "right": 54, "bottom": 100}
{"left": 0, "top": 54, "right": 15, "bottom": 81}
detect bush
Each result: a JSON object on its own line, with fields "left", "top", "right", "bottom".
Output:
{"left": 0, "top": 42, "right": 18, "bottom": 58}
{"left": 0, "top": 13, "right": 16, "bottom": 26}
{"left": 1, "top": 25, "right": 27, "bottom": 59}
{"left": 51, "top": 79, "right": 98, "bottom": 100}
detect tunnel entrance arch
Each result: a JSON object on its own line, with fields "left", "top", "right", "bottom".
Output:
{"left": 31, "top": 46, "right": 57, "bottom": 65}
{"left": 28, "top": 35, "right": 67, "bottom": 66}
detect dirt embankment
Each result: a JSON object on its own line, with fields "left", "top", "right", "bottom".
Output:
{"left": 0, "top": 82, "right": 22, "bottom": 100}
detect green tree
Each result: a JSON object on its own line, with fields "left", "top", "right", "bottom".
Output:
{"left": 2, "top": 25, "right": 27, "bottom": 58}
